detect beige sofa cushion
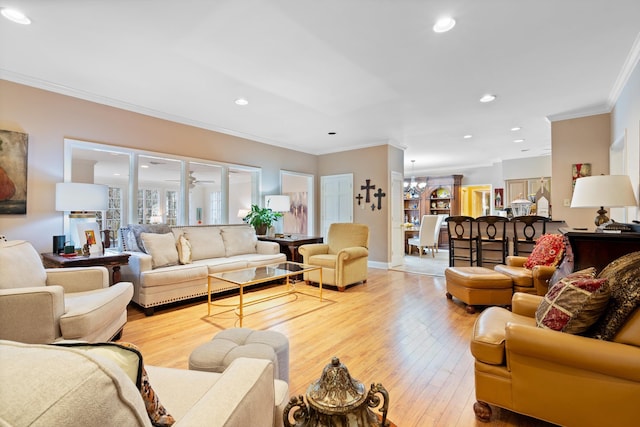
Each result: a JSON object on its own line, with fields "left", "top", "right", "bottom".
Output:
{"left": 221, "top": 226, "right": 257, "bottom": 257}
{"left": 183, "top": 227, "right": 226, "bottom": 260}
{"left": 0, "top": 240, "right": 47, "bottom": 289}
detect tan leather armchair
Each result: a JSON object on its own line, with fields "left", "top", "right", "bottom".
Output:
{"left": 494, "top": 255, "right": 556, "bottom": 295}
{"left": 298, "top": 223, "right": 369, "bottom": 291}
{"left": 0, "top": 240, "right": 133, "bottom": 343}
{"left": 471, "top": 293, "right": 640, "bottom": 427}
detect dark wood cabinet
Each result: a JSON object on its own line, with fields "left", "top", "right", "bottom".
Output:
{"left": 559, "top": 228, "right": 640, "bottom": 272}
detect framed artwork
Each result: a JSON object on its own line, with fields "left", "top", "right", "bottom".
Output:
{"left": 572, "top": 163, "right": 591, "bottom": 191}
{"left": 77, "top": 222, "right": 103, "bottom": 255}
{"left": 494, "top": 188, "right": 504, "bottom": 209}
{"left": 0, "top": 130, "right": 28, "bottom": 214}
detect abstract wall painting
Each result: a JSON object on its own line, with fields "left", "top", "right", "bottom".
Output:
{"left": 571, "top": 163, "right": 591, "bottom": 192}
{"left": 0, "top": 130, "right": 28, "bottom": 214}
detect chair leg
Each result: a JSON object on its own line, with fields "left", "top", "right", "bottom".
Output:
{"left": 474, "top": 401, "right": 492, "bottom": 422}
{"left": 419, "top": 246, "right": 423, "bottom": 258}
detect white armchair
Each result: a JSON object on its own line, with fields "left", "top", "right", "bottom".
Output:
{"left": 0, "top": 240, "right": 133, "bottom": 343}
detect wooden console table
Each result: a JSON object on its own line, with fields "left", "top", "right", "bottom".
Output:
{"left": 41, "top": 251, "right": 130, "bottom": 285}
{"left": 559, "top": 228, "right": 640, "bottom": 272}
{"left": 257, "top": 235, "right": 323, "bottom": 262}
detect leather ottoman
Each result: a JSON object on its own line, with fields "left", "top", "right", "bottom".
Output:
{"left": 445, "top": 266, "right": 513, "bottom": 314}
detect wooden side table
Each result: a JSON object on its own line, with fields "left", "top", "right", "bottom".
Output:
{"left": 41, "top": 251, "right": 130, "bottom": 285}
{"left": 257, "top": 235, "right": 323, "bottom": 262}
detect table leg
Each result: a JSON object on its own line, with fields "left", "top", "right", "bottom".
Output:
{"left": 207, "top": 276, "right": 211, "bottom": 316}
{"left": 239, "top": 283, "right": 244, "bottom": 327}
{"left": 112, "top": 266, "right": 122, "bottom": 284}
{"left": 319, "top": 268, "right": 323, "bottom": 302}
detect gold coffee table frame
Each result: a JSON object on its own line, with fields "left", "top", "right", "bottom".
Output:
{"left": 207, "top": 261, "right": 323, "bottom": 326}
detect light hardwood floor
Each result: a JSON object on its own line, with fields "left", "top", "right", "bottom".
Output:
{"left": 120, "top": 268, "right": 557, "bottom": 427}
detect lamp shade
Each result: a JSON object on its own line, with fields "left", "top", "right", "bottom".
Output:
{"left": 265, "top": 195, "right": 290, "bottom": 212}
{"left": 571, "top": 175, "right": 637, "bottom": 208}
{"left": 55, "top": 183, "right": 108, "bottom": 211}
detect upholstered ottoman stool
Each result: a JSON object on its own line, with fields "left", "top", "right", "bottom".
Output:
{"left": 189, "top": 327, "right": 290, "bottom": 383}
{"left": 445, "top": 266, "right": 513, "bottom": 314}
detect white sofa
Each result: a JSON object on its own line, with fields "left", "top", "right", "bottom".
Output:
{"left": 0, "top": 339, "right": 289, "bottom": 427}
{"left": 119, "top": 224, "right": 286, "bottom": 315}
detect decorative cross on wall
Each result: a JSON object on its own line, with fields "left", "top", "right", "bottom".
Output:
{"left": 373, "top": 188, "right": 386, "bottom": 210}
{"left": 355, "top": 179, "right": 386, "bottom": 211}
{"left": 360, "top": 179, "right": 376, "bottom": 203}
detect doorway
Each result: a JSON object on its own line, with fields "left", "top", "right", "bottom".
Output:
{"left": 461, "top": 185, "right": 492, "bottom": 217}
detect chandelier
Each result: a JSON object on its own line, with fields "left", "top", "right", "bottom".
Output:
{"left": 403, "top": 160, "right": 426, "bottom": 197}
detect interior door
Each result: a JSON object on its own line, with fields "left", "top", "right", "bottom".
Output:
{"left": 320, "top": 174, "right": 353, "bottom": 238}
{"left": 391, "top": 171, "right": 404, "bottom": 267}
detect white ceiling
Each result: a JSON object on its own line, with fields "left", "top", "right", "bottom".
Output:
{"left": 2, "top": 1, "right": 639, "bottom": 174}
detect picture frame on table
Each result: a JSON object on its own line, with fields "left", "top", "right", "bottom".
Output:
{"left": 76, "top": 222, "right": 103, "bottom": 255}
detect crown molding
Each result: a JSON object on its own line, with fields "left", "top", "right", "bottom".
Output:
{"left": 546, "top": 103, "right": 611, "bottom": 123}
{"left": 608, "top": 31, "right": 640, "bottom": 107}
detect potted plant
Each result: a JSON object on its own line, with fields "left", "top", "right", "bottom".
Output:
{"left": 242, "top": 204, "right": 283, "bottom": 235}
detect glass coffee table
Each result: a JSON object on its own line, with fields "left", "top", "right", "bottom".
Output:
{"left": 208, "top": 261, "right": 322, "bottom": 326}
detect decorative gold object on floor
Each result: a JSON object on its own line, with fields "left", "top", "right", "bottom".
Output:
{"left": 283, "top": 356, "right": 389, "bottom": 427}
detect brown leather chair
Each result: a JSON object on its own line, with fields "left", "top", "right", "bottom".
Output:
{"left": 471, "top": 293, "right": 640, "bottom": 427}
{"left": 494, "top": 255, "right": 557, "bottom": 295}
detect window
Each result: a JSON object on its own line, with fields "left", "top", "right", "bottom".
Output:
{"left": 166, "top": 190, "right": 177, "bottom": 226}
{"left": 64, "top": 139, "right": 261, "bottom": 231}
{"left": 138, "top": 189, "right": 160, "bottom": 224}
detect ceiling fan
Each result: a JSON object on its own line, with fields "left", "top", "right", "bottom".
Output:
{"left": 165, "top": 171, "right": 216, "bottom": 188}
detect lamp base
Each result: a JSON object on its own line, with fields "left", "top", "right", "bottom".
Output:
{"left": 594, "top": 206, "right": 609, "bottom": 226}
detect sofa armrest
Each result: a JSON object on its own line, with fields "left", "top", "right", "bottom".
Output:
{"left": 532, "top": 265, "right": 557, "bottom": 295}
{"left": 511, "top": 293, "right": 543, "bottom": 317}
{"left": 119, "top": 251, "right": 152, "bottom": 286}
{"left": 256, "top": 240, "right": 280, "bottom": 254}
{"left": 46, "top": 267, "right": 109, "bottom": 292}
{"left": 172, "top": 358, "right": 275, "bottom": 427}
{"left": 337, "top": 246, "right": 369, "bottom": 261}
{"left": 506, "top": 323, "right": 640, "bottom": 381}
{"left": 0, "top": 286, "right": 65, "bottom": 343}
{"left": 299, "top": 244, "right": 329, "bottom": 258}
{"left": 506, "top": 256, "right": 527, "bottom": 267}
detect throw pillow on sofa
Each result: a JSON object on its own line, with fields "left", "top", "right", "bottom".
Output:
{"left": 127, "top": 224, "right": 172, "bottom": 253}
{"left": 141, "top": 232, "right": 179, "bottom": 269}
{"left": 176, "top": 234, "right": 192, "bottom": 264}
{"left": 523, "top": 234, "right": 565, "bottom": 269}
{"left": 588, "top": 251, "right": 640, "bottom": 341}
{"left": 535, "top": 267, "right": 609, "bottom": 334}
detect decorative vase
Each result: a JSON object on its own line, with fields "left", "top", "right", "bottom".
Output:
{"left": 283, "top": 357, "right": 389, "bottom": 427}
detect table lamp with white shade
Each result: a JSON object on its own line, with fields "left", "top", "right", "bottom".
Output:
{"left": 265, "top": 195, "right": 290, "bottom": 235}
{"left": 570, "top": 175, "right": 638, "bottom": 226}
{"left": 55, "top": 183, "right": 108, "bottom": 250}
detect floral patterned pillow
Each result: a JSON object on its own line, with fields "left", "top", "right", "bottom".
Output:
{"left": 523, "top": 234, "right": 565, "bottom": 269}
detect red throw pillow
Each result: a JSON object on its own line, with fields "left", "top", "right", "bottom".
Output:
{"left": 535, "top": 268, "right": 610, "bottom": 334}
{"left": 523, "top": 234, "right": 565, "bottom": 269}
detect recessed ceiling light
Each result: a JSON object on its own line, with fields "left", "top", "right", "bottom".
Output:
{"left": 514, "top": 139, "right": 525, "bottom": 143}
{"left": 1, "top": 8, "right": 31, "bottom": 25}
{"left": 140, "top": 165, "right": 149, "bottom": 168}
{"left": 433, "top": 17, "right": 456, "bottom": 33}
{"left": 234, "top": 98, "right": 249, "bottom": 106}
{"left": 463, "top": 134, "right": 472, "bottom": 139}
{"left": 479, "top": 94, "right": 496, "bottom": 103}
{"left": 511, "top": 126, "right": 521, "bottom": 131}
